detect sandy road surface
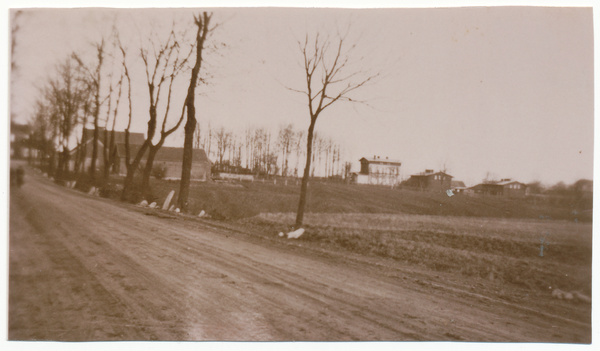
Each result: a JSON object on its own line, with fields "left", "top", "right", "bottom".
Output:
{"left": 9, "top": 172, "right": 591, "bottom": 342}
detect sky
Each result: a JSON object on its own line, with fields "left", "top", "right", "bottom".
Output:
{"left": 6, "top": 2, "right": 595, "bottom": 187}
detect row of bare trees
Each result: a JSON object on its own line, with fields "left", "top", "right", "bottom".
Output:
{"left": 192, "top": 122, "right": 347, "bottom": 178}
{"left": 28, "top": 51, "right": 103, "bottom": 183}
{"left": 24, "top": 11, "right": 382, "bottom": 226}
{"left": 27, "top": 12, "right": 214, "bottom": 210}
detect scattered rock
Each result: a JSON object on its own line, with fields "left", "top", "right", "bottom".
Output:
{"left": 278, "top": 232, "right": 284, "bottom": 237}
{"left": 564, "top": 292, "right": 574, "bottom": 301}
{"left": 162, "top": 190, "right": 175, "bottom": 210}
{"left": 149, "top": 202, "right": 157, "bottom": 209}
{"left": 552, "top": 289, "right": 590, "bottom": 303}
{"left": 287, "top": 228, "right": 305, "bottom": 239}
{"left": 175, "top": 208, "right": 180, "bottom": 213}
{"left": 198, "top": 210, "right": 206, "bottom": 217}
{"left": 88, "top": 186, "right": 96, "bottom": 195}
{"left": 139, "top": 200, "right": 149, "bottom": 207}
{"left": 552, "top": 288, "right": 565, "bottom": 299}
{"left": 169, "top": 205, "right": 175, "bottom": 211}
{"left": 572, "top": 291, "right": 591, "bottom": 304}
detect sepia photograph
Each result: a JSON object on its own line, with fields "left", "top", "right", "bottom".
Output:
{"left": 5, "top": 0, "right": 595, "bottom": 346}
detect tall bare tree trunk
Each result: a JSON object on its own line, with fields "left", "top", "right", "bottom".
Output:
{"left": 295, "top": 118, "right": 317, "bottom": 227}
{"left": 121, "top": 140, "right": 151, "bottom": 201}
{"left": 142, "top": 145, "right": 160, "bottom": 199}
{"left": 89, "top": 42, "right": 104, "bottom": 183}
{"left": 178, "top": 12, "right": 211, "bottom": 211}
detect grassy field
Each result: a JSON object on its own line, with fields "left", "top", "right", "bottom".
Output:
{"left": 245, "top": 212, "right": 592, "bottom": 295}
{"left": 129, "top": 178, "right": 591, "bottom": 222}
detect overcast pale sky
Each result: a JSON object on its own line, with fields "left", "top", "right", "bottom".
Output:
{"left": 8, "top": 4, "right": 594, "bottom": 187}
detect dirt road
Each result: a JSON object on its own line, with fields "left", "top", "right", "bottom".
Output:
{"left": 8, "top": 172, "right": 591, "bottom": 342}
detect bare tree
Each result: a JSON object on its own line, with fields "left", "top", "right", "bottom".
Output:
{"left": 74, "top": 92, "right": 92, "bottom": 175}
{"left": 10, "top": 10, "right": 22, "bottom": 74}
{"left": 206, "top": 121, "right": 213, "bottom": 161}
{"left": 46, "top": 57, "right": 88, "bottom": 179}
{"left": 29, "top": 97, "right": 56, "bottom": 173}
{"left": 235, "top": 139, "right": 243, "bottom": 167}
{"left": 215, "top": 126, "right": 232, "bottom": 165}
{"left": 139, "top": 29, "right": 191, "bottom": 198}
{"left": 117, "top": 38, "right": 137, "bottom": 199}
{"left": 10, "top": 10, "right": 23, "bottom": 123}
{"left": 244, "top": 126, "right": 252, "bottom": 169}
{"left": 278, "top": 123, "right": 295, "bottom": 177}
{"left": 251, "top": 127, "right": 267, "bottom": 175}
{"left": 289, "top": 29, "right": 381, "bottom": 227}
{"left": 343, "top": 161, "right": 352, "bottom": 181}
{"left": 73, "top": 39, "right": 106, "bottom": 183}
{"left": 120, "top": 26, "right": 190, "bottom": 201}
{"left": 27, "top": 55, "right": 89, "bottom": 178}
{"left": 194, "top": 121, "right": 202, "bottom": 149}
{"left": 294, "top": 129, "right": 305, "bottom": 177}
{"left": 102, "top": 65, "right": 125, "bottom": 183}
{"left": 178, "top": 12, "right": 213, "bottom": 211}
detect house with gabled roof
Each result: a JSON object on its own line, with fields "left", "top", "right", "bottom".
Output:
{"left": 69, "top": 128, "right": 211, "bottom": 181}
{"left": 82, "top": 128, "right": 146, "bottom": 146}
{"left": 114, "top": 143, "right": 211, "bottom": 181}
{"left": 69, "top": 129, "right": 146, "bottom": 173}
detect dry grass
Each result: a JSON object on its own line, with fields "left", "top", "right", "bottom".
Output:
{"left": 113, "top": 178, "right": 591, "bottom": 221}
{"left": 247, "top": 213, "right": 592, "bottom": 294}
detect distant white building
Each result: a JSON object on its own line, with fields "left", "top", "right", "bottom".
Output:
{"left": 351, "top": 156, "right": 402, "bottom": 186}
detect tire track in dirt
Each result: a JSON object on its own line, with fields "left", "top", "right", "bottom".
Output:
{"left": 10, "top": 188, "right": 159, "bottom": 340}
{"left": 77, "top": 196, "right": 493, "bottom": 341}
{"left": 41, "top": 189, "right": 423, "bottom": 340}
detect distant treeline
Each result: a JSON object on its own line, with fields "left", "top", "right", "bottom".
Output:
{"left": 194, "top": 122, "right": 351, "bottom": 178}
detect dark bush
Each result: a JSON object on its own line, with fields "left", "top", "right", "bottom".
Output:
{"left": 152, "top": 164, "right": 168, "bottom": 180}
